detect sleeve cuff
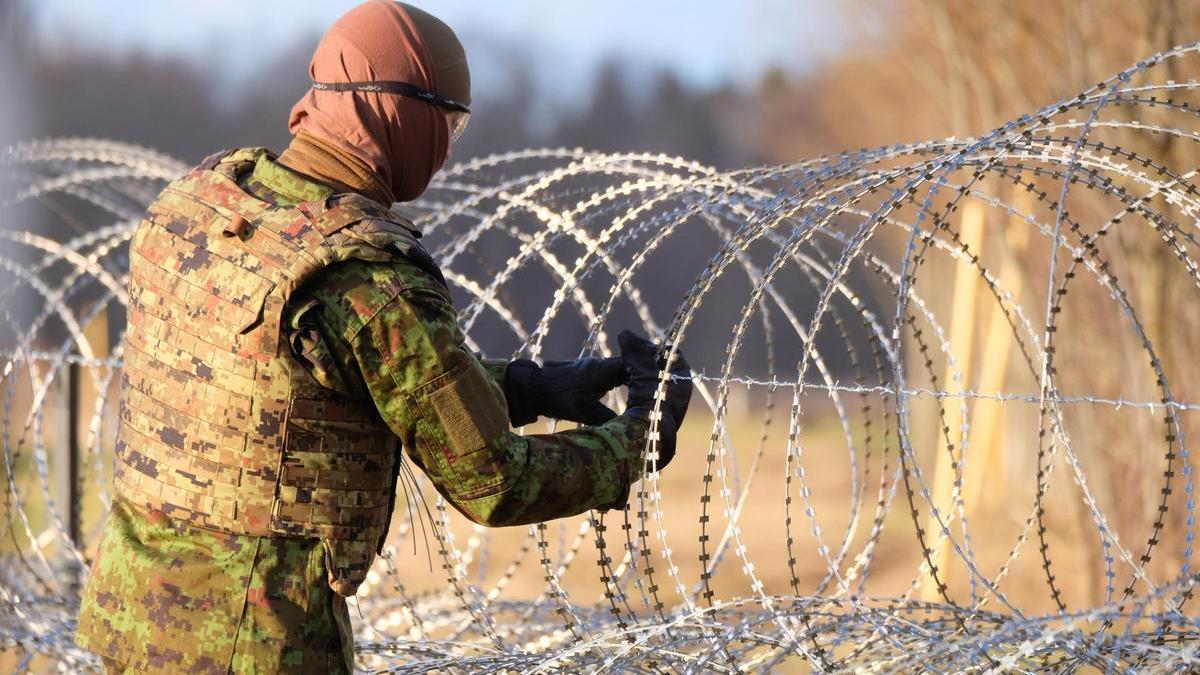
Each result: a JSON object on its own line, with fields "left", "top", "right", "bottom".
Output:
{"left": 592, "top": 415, "right": 650, "bottom": 511}
{"left": 478, "top": 357, "right": 510, "bottom": 387}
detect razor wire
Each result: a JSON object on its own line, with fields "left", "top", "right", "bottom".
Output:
{"left": 3, "top": 44, "right": 1200, "bottom": 672}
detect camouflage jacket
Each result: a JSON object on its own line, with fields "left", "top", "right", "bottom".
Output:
{"left": 75, "top": 150, "right": 648, "bottom": 673}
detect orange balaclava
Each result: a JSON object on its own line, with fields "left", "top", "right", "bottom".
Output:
{"left": 286, "top": 1, "right": 470, "bottom": 203}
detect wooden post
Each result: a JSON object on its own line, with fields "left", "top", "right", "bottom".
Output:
{"left": 921, "top": 200, "right": 984, "bottom": 600}
{"left": 74, "top": 307, "right": 109, "bottom": 562}
{"left": 68, "top": 360, "right": 81, "bottom": 551}
{"left": 960, "top": 190, "right": 1029, "bottom": 514}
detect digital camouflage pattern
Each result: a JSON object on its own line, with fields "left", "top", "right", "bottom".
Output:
{"left": 76, "top": 150, "right": 649, "bottom": 673}
{"left": 110, "top": 147, "right": 431, "bottom": 597}
{"left": 77, "top": 497, "right": 352, "bottom": 674}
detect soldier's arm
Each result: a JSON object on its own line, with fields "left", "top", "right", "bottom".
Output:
{"left": 299, "top": 260, "right": 648, "bottom": 526}
{"left": 477, "top": 357, "right": 510, "bottom": 391}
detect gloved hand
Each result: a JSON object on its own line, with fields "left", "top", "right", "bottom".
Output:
{"left": 503, "top": 356, "right": 628, "bottom": 427}
{"left": 617, "top": 329, "right": 693, "bottom": 469}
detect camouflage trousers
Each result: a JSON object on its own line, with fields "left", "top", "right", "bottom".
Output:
{"left": 75, "top": 498, "right": 354, "bottom": 673}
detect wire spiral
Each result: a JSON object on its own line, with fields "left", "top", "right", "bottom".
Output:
{"left": 4, "top": 45, "right": 1200, "bottom": 672}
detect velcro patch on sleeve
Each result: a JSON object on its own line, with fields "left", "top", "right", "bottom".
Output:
{"left": 429, "top": 358, "right": 509, "bottom": 457}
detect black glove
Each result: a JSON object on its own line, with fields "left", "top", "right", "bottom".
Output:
{"left": 503, "top": 356, "right": 628, "bottom": 427}
{"left": 617, "top": 329, "right": 693, "bottom": 469}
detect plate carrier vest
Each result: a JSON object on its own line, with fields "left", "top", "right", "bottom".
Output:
{"left": 113, "top": 147, "right": 443, "bottom": 596}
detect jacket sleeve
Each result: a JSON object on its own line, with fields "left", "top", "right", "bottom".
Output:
{"left": 477, "top": 357, "right": 510, "bottom": 391}
{"left": 297, "top": 260, "right": 647, "bottom": 527}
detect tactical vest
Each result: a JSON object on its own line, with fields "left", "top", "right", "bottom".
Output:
{"left": 113, "top": 147, "right": 442, "bottom": 596}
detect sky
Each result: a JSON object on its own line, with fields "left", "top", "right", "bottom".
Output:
{"left": 19, "top": 0, "right": 849, "bottom": 104}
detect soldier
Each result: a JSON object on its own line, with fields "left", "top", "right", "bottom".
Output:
{"left": 73, "top": 1, "right": 693, "bottom": 673}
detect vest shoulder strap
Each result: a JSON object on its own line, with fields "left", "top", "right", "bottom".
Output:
{"left": 299, "top": 193, "right": 420, "bottom": 237}
{"left": 216, "top": 147, "right": 272, "bottom": 176}
{"left": 299, "top": 194, "right": 448, "bottom": 290}
{"left": 198, "top": 148, "right": 233, "bottom": 171}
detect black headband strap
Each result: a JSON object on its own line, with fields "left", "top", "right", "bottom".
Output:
{"left": 311, "top": 80, "right": 470, "bottom": 114}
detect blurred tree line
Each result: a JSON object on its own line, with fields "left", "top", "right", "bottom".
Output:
{"left": 0, "top": 0, "right": 773, "bottom": 169}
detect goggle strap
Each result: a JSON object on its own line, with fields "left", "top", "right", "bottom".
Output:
{"left": 311, "top": 81, "right": 470, "bottom": 114}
